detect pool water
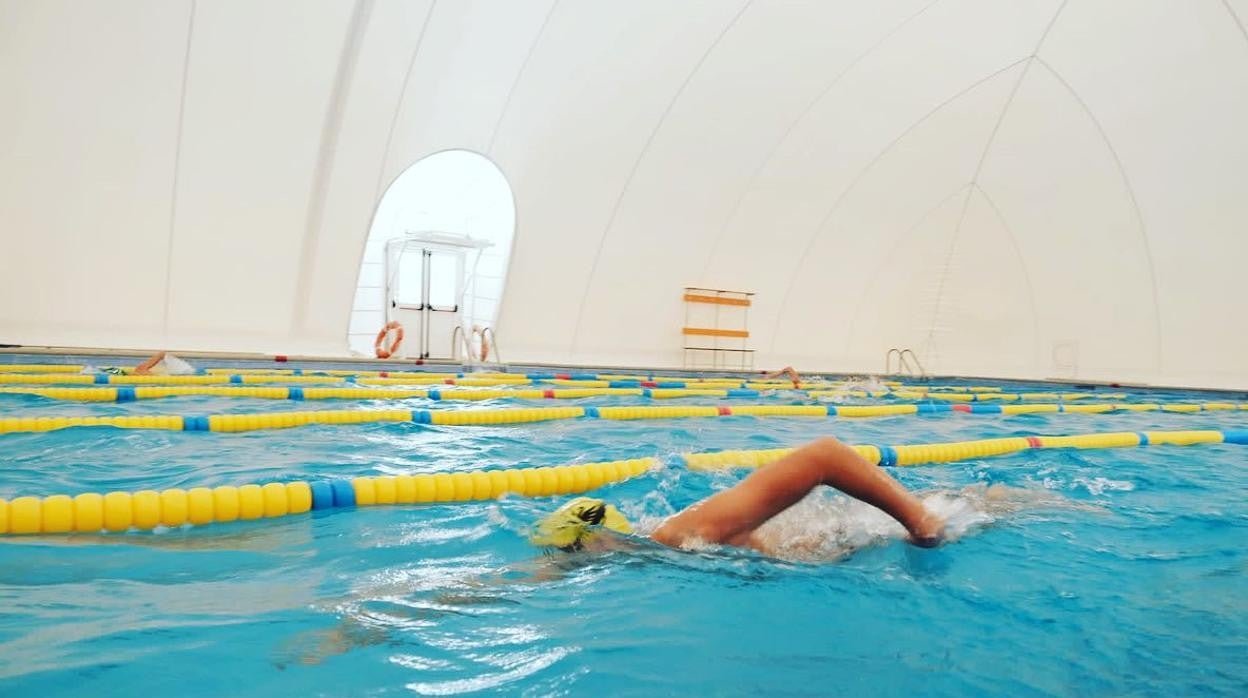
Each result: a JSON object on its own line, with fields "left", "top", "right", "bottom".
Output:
{"left": 0, "top": 368, "right": 1245, "bottom": 696}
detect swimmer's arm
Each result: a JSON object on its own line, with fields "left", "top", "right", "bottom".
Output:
{"left": 761, "top": 366, "right": 801, "bottom": 387}
{"left": 133, "top": 351, "right": 166, "bottom": 376}
{"left": 275, "top": 617, "right": 389, "bottom": 667}
{"left": 651, "top": 437, "right": 945, "bottom": 551}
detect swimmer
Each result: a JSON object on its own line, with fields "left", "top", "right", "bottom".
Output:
{"left": 132, "top": 350, "right": 195, "bottom": 376}
{"left": 532, "top": 437, "right": 946, "bottom": 557}
{"left": 285, "top": 444, "right": 1083, "bottom": 665}
{"left": 760, "top": 366, "right": 802, "bottom": 388}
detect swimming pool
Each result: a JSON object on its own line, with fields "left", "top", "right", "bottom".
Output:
{"left": 0, "top": 360, "right": 1245, "bottom": 696}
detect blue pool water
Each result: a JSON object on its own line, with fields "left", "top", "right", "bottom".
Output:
{"left": 0, "top": 366, "right": 1245, "bottom": 696}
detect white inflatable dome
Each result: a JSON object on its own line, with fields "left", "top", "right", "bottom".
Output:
{"left": 2, "top": 0, "right": 1246, "bottom": 388}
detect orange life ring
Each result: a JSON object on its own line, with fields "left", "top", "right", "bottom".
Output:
{"left": 374, "top": 321, "right": 405, "bottom": 359}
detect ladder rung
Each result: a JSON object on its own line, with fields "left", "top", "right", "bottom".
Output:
{"left": 683, "top": 293, "right": 751, "bottom": 307}
{"left": 683, "top": 327, "right": 749, "bottom": 338}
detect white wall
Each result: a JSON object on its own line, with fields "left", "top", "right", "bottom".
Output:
{"left": 1, "top": 0, "right": 1246, "bottom": 388}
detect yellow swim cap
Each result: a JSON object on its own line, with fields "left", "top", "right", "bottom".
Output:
{"left": 530, "top": 497, "right": 632, "bottom": 551}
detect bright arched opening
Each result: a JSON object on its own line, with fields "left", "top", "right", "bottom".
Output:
{"left": 347, "top": 151, "right": 515, "bottom": 359}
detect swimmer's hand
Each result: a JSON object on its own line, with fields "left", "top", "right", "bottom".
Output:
{"left": 905, "top": 511, "right": 946, "bottom": 548}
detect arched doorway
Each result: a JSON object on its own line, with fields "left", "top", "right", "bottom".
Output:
{"left": 348, "top": 151, "right": 515, "bottom": 359}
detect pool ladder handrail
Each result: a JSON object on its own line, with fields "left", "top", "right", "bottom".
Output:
{"left": 451, "top": 326, "right": 501, "bottom": 365}
{"left": 451, "top": 325, "right": 471, "bottom": 362}
{"left": 884, "top": 348, "right": 927, "bottom": 378}
{"left": 482, "top": 327, "right": 500, "bottom": 364}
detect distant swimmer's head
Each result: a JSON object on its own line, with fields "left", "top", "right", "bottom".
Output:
{"left": 530, "top": 497, "right": 632, "bottom": 551}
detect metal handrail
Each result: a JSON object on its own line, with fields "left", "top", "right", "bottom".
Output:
{"left": 453, "top": 326, "right": 500, "bottom": 365}
{"left": 481, "top": 327, "right": 499, "bottom": 364}
{"left": 899, "top": 349, "right": 926, "bottom": 378}
{"left": 451, "top": 325, "right": 473, "bottom": 362}
{"left": 885, "top": 348, "right": 902, "bottom": 374}
{"left": 884, "top": 348, "right": 927, "bottom": 378}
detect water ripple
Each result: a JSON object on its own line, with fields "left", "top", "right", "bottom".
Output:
{"left": 1, "top": 381, "right": 1246, "bottom": 695}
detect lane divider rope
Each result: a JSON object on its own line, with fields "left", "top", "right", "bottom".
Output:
{"left": 4, "top": 427, "right": 1246, "bottom": 536}
{"left": 0, "top": 458, "right": 657, "bottom": 535}
{"left": 683, "top": 428, "right": 1248, "bottom": 470}
{"left": 0, "top": 370, "right": 1068, "bottom": 396}
{"left": 0, "top": 402, "right": 1243, "bottom": 435}
{"left": 0, "top": 364, "right": 84, "bottom": 373}
{"left": 0, "top": 386, "right": 761, "bottom": 403}
{"left": 0, "top": 384, "right": 1136, "bottom": 404}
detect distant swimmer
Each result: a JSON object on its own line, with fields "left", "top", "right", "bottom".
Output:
{"left": 532, "top": 437, "right": 947, "bottom": 557}
{"left": 760, "top": 366, "right": 802, "bottom": 388}
{"left": 82, "top": 351, "right": 196, "bottom": 376}
{"left": 132, "top": 350, "right": 196, "bottom": 376}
